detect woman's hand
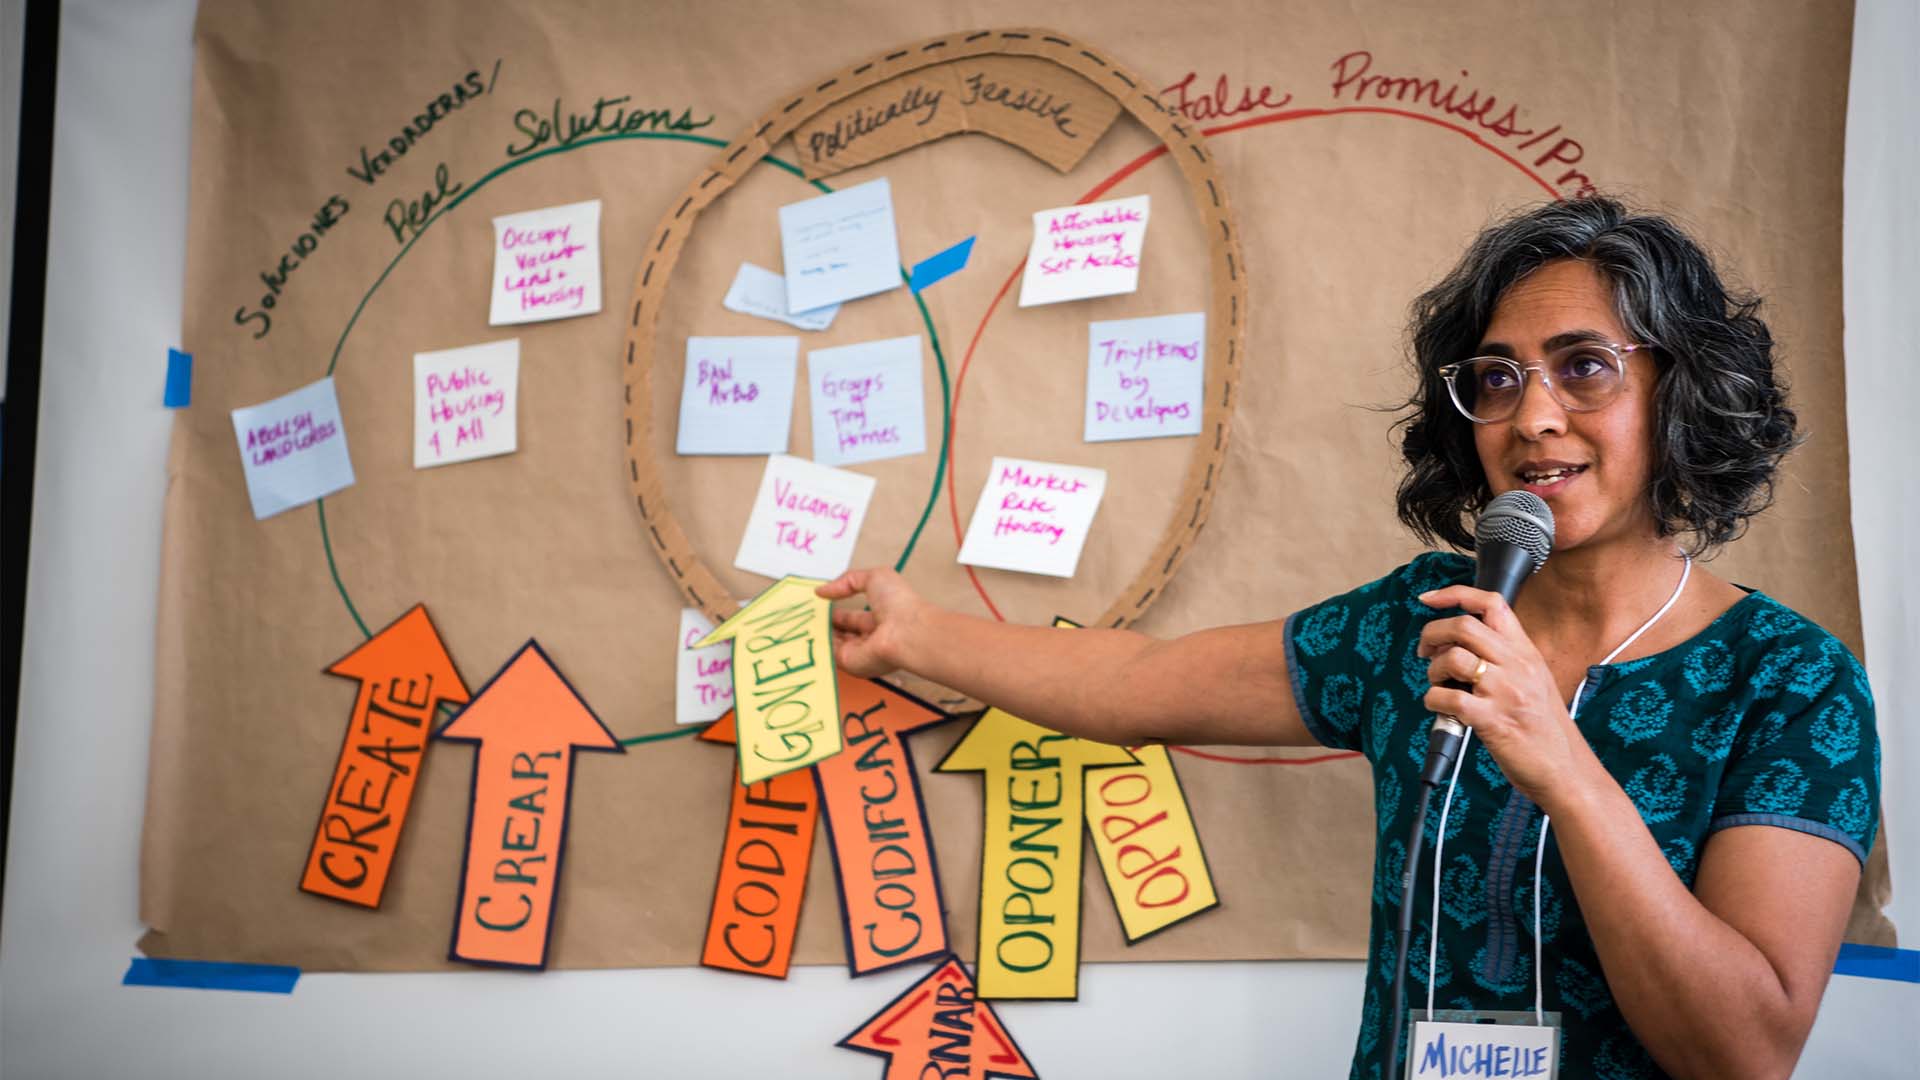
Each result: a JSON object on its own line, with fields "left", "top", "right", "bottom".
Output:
{"left": 1416, "top": 585, "right": 1587, "bottom": 802}
{"left": 816, "top": 568, "right": 930, "bottom": 678}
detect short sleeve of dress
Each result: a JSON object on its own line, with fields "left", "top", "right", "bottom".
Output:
{"left": 1709, "top": 601, "right": 1881, "bottom": 866}
{"left": 1284, "top": 552, "right": 1472, "bottom": 753}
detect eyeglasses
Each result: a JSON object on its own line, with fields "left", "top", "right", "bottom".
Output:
{"left": 1438, "top": 341, "right": 1654, "bottom": 424}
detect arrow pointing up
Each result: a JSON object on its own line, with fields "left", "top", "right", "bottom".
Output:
{"left": 936, "top": 687, "right": 1135, "bottom": 1000}
{"left": 838, "top": 954, "right": 1040, "bottom": 1080}
{"left": 301, "top": 604, "right": 469, "bottom": 908}
{"left": 814, "top": 673, "right": 955, "bottom": 975}
{"left": 695, "top": 702, "right": 818, "bottom": 979}
{"left": 437, "top": 641, "right": 623, "bottom": 969}
{"left": 694, "top": 576, "right": 842, "bottom": 785}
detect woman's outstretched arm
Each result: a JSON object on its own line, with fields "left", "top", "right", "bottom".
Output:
{"left": 818, "top": 568, "right": 1319, "bottom": 748}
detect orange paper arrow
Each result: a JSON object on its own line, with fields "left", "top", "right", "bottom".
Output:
{"left": 814, "top": 674, "right": 955, "bottom": 975}
{"left": 300, "top": 604, "right": 469, "bottom": 908}
{"left": 699, "top": 707, "right": 818, "bottom": 978}
{"left": 838, "top": 955, "right": 1040, "bottom": 1080}
{"left": 437, "top": 641, "right": 623, "bottom": 969}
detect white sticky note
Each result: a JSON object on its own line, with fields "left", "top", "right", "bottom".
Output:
{"left": 230, "top": 376, "right": 356, "bottom": 520}
{"left": 676, "top": 608, "right": 735, "bottom": 726}
{"left": 734, "top": 454, "right": 877, "bottom": 580}
{"left": 1084, "top": 312, "right": 1205, "bottom": 442}
{"left": 1017, "top": 194, "right": 1151, "bottom": 307}
{"left": 676, "top": 336, "right": 799, "bottom": 456}
{"left": 958, "top": 457, "right": 1107, "bottom": 578}
{"left": 723, "top": 262, "right": 840, "bottom": 331}
{"left": 808, "top": 335, "right": 927, "bottom": 467}
{"left": 413, "top": 340, "right": 519, "bottom": 468}
{"left": 779, "top": 178, "right": 902, "bottom": 313}
{"left": 489, "top": 199, "right": 602, "bottom": 325}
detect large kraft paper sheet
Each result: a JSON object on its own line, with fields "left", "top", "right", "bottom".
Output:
{"left": 144, "top": 0, "right": 1889, "bottom": 972}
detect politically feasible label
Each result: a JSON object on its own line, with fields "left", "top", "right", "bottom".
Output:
{"left": 814, "top": 674, "right": 955, "bottom": 975}
{"left": 838, "top": 954, "right": 1040, "bottom": 1080}
{"left": 697, "top": 712, "right": 819, "bottom": 978}
{"left": 438, "top": 641, "right": 623, "bottom": 968}
{"left": 792, "top": 54, "right": 1120, "bottom": 181}
{"left": 694, "top": 576, "right": 843, "bottom": 785}
{"left": 300, "top": 604, "right": 468, "bottom": 908}
{"left": 935, "top": 687, "right": 1136, "bottom": 1000}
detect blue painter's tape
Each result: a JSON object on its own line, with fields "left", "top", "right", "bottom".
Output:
{"left": 909, "top": 236, "right": 975, "bottom": 294}
{"left": 123, "top": 957, "right": 300, "bottom": 993}
{"left": 164, "top": 348, "right": 192, "bottom": 408}
{"left": 1833, "top": 944, "right": 1920, "bottom": 983}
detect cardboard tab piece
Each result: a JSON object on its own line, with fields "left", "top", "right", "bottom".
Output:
{"left": 694, "top": 576, "right": 843, "bottom": 785}
{"left": 935, "top": 676, "right": 1136, "bottom": 1000}
{"left": 953, "top": 55, "right": 1120, "bottom": 175}
{"left": 300, "top": 604, "right": 469, "bottom": 908}
{"left": 838, "top": 954, "right": 1040, "bottom": 1080}
{"left": 1085, "top": 744, "right": 1220, "bottom": 942}
{"left": 794, "top": 65, "right": 969, "bottom": 179}
{"left": 697, "top": 713, "right": 819, "bottom": 979}
{"left": 792, "top": 55, "right": 1120, "bottom": 181}
{"left": 437, "top": 642, "right": 624, "bottom": 969}
{"left": 815, "top": 674, "right": 955, "bottom": 975}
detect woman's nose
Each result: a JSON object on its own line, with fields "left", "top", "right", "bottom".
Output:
{"left": 1511, "top": 366, "right": 1567, "bottom": 439}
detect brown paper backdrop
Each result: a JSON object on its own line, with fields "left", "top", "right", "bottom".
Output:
{"left": 142, "top": 0, "right": 1889, "bottom": 972}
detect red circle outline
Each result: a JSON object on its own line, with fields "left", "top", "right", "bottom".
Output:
{"left": 943, "top": 105, "right": 1559, "bottom": 765}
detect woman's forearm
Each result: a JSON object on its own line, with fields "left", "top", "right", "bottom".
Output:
{"left": 889, "top": 606, "right": 1309, "bottom": 747}
{"left": 1541, "top": 755, "right": 1817, "bottom": 1079}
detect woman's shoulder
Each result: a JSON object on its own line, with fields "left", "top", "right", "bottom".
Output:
{"left": 1713, "top": 592, "right": 1871, "bottom": 702}
{"left": 1287, "top": 552, "right": 1471, "bottom": 658}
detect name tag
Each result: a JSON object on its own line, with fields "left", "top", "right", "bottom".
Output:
{"left": 1405, "top": 1010, "right": 1560, "bottom": 1079}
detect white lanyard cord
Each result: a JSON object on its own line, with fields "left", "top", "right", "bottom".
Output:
{"left": 1427, "top": 554, "right": 1692, "bottom": 1025}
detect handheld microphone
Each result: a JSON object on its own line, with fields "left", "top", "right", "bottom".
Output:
{"left": 1417, "top": 491, "right": 1555, "bottom": 786}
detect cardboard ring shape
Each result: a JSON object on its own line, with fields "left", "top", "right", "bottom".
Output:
{"left": 621, "top": 27, "right": 1248, "bottom": 699}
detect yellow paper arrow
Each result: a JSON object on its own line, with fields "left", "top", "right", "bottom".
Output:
{"left": 695, "top": 576, "right": 841, "bottom": 785}
{"left": 1085, "top": 743, "right": 1219, "bottom": 941}
{"left": 936, "top": 700, "right": 1136, "bottom": 1000}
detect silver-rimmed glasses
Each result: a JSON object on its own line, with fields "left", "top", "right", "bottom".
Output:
{"left": 1439, "top": 341, "right": 1654, "bottom": 424}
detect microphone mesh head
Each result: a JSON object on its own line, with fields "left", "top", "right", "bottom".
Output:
{"left": 1476, "top": 490, "right": 1555, "bottom": 573}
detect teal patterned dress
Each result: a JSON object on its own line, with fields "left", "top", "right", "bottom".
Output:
{"left": 1283, "top": 553, "right": 1880, "bottom": 1080}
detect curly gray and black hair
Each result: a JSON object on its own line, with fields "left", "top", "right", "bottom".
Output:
{"left": 1394, "top": 197, "right": 1801, "bottom": 557}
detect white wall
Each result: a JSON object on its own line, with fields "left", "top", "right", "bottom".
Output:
{"left": 2, "top": 1, "right": 1914, "bottom": 1077}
